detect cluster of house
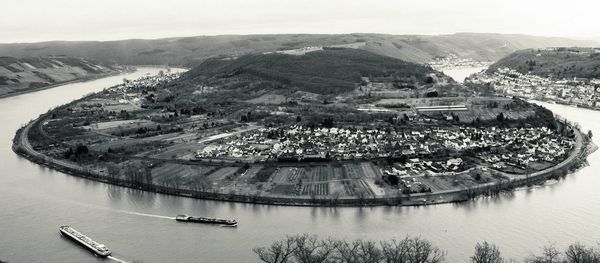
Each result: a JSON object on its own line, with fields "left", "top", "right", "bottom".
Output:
{"left": 70, "top": 71, "right": 182, "bottom": 117}
{"left": 466, "top": 67, "right": 600, "bottom": 108}
{"left": 384, "top": 157, "right": 465, "bottom": 178}
{"left": 196, "top": 125, "right": 574, "bottom": 174}
{"left": 385, "top": 126, "right": 573, "bottom": 177}
{"left": 101, "top": 71, "right": 183, "bottom": 108}
{"left": 428, "top": 54, "right": 492, "bottom": 70}
{"left": 121, "top": 70, "right": 181, "bottom": 90}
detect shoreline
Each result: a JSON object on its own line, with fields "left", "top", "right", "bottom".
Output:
{"left": 534, "top": 99, "right": 600, "bottom": 112}
{"left": 12, "top": 112, "right": 594, "bottom": 207}
{"left": 0, "top": 68, "right": 135, "bottom": 100}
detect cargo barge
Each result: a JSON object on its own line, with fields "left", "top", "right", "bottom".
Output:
{"left": 59, "top": 226, "right": 112, "bottom": 257}
{"left": 176, "top": 214, "right": 237, "bottom": 226}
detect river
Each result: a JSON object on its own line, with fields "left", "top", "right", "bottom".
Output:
{"left": 441, "top": 66, "right": 489, "bottom": 83}
{"left": 1, "top": 67, "right": 600, "bottom": 263}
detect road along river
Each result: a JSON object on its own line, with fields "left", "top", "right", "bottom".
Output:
{"left": 1, "top": 68, "right": 600, "bottom": 262}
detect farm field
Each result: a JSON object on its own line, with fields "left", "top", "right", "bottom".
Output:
{"left": 300, "top": 182, "right": 330, "bottom": 196}
{"left": 341, "top": 179, "right": 375, "bottom": 197}
{"left": 415, "top": 174, "right": 478, "bottom": 192}
{"left": 450, "top": 108, "right": 535, "bottom": 123}
{"left": 147, "top": 142, "right": 199, "bottom": 159}
{"left": 84, "top": 119, "right": 156, "bottom": 132}
{"left": 305, "top": 166, "right": 331, "bottom": 182}
{"left": 208, "top": 167, "right": 240, "bottom": 181}
{"left": 253, "top": 163, "right": 387, "bottom": 197}
{"left": 270, "top": 167, "right": 304, "bottom": 184}
{"left": 151, "top": 163, "right": 217, "bottom": 187}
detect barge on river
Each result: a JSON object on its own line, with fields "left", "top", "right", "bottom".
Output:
{"left": 59, "top": 225, "right": 111, "bottom": 257}
{"left": 176, "top": 214, "right": 237, "bottom": 226}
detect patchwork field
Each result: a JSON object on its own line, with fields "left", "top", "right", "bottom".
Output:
{"left": 301, "top": 183, "right": 330, "bottom": 196}
{"left": 241, "top": 163, "right": 390, "bottom": 198}
{"left": 450, "top": 108, "right": 535, "bottom": 123}
{"left": 151, "top": 163, "right": 217, "bottom": 186}
{"left": 270, "top": 167, "right": 304, "bottom": 184}
{"left": 341, "top": 179, "right": 375, "bottom": 197}
{"left": 208, "top": 167, "right": 240, "bottom": 181}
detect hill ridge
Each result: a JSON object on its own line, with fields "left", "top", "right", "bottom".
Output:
{"left": 1, "top": 33, "right": 597, "bottom": 67}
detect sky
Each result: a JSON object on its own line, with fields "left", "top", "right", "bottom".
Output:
{"left": 1, "top": 0, "right": 600, "bottom": 43}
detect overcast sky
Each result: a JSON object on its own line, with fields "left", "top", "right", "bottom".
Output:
{"left": 2, "top": 0, "right": 599, "bottom": 43}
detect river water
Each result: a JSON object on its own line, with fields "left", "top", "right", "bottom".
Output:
{"left": 1, "top": 68, "right": 600, "bottom": 263}
{"left": 442, "top": 66, "right": 488, "bottom": 83}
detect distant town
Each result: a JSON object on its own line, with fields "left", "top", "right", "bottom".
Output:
{"left": 467, "top": 67, "right": 600, "bottom": 109}
{"left": 428, "top": 54, "right": 492, "bottom": 71}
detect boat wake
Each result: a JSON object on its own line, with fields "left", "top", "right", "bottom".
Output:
{"left": 108, "top": 256, "right": 130, "bottom": 263}
{"left": 35, "top": 195, "right": 177, "bottom": 221}
{"left": 121, "top": 210, "right": 176, "bottom": 220}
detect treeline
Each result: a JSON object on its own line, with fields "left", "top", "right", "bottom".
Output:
{"left": 254, "top": 234, "right": 600, "bottom": 263}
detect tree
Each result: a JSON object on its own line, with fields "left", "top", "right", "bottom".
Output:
{"left": 526, "top": 245, "right": 562, "bottom": 263}
{"left": 254, "top": 234, "right": 445, "bottom": 263}
{"left": 425, "top": 90, "right": 439, "bottom": 97}
{"left": 106, "top": 163, "right": 121, "bottom": 180}
{"left": 191, "top": 174, "right": 211, "bottom": 192}
{"left": 380, "top": 236, "right": 445, "bottom": 263}
{"left": 470, "top": 242, "right": 503, "bottom": 263}
{"left": 141, "top": 162, "right": 153, "bottom": 188}
{"left": 565, "top": 243, "right": 600, "bottom": 263}
{"left": 496, "top": 113, "right": 505, "bottom": 122}
{"left": 64, "top": 147, "right": 74, "bottom": 159}
{"left": 75, "top": 144, "right": 89, "bottom": 156}
{"left": 292, "top": 234, "right": 333, "bottom": 263}
{"left": 351, "top": 240, "right": 382, "bottom": 263}
{"left": 334, "top": 239, "right": 365, "bottom": 263}
{"left": 387, "top": 174, "right": 399, "bottom": 186}
{"left": 322, "top": 117, "right": 334, "bottom": 128}
{"left": 588, "top": 130, "right": 593, "bottom": 139}
{"left": 254, "top": 236, "right": 298, "bottom": 263}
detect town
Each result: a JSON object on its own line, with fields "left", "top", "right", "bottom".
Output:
{"left": 428, "top": 54, "right": 492, "bottom": 71}
{"left": 197, "top": 125, "right": 574, "bottom": 176}
{"left": 467, "top": 67, "right": 600, "bottom": 108}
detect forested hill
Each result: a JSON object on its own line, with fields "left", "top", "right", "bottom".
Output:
{"left": 0, "top": 56, "right": 123, "bottom": 97}
{"left": 178, "top": 48, "right": 445, "bottom": 95}
{"left": 488, "top": 47, "right": 600, "bottom": 79}
{"left": 0, "top": 33, "right": 597, "bottom": 67}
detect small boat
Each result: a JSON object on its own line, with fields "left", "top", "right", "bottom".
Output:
{"left": 59, "top": 226, "right": 111, "bottom": 257}
{"left": 176, "top": 214, "right": 237, "bottom": 226}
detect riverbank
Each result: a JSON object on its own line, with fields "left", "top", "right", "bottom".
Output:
{"left": 0, "top": 67, "right": 135, "bottom": 100}
{"left": 535, "top": 99, "right": 600, "bottom": 112}
{"left": 12, "top": 111, "right": 595, "bottom": 207}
